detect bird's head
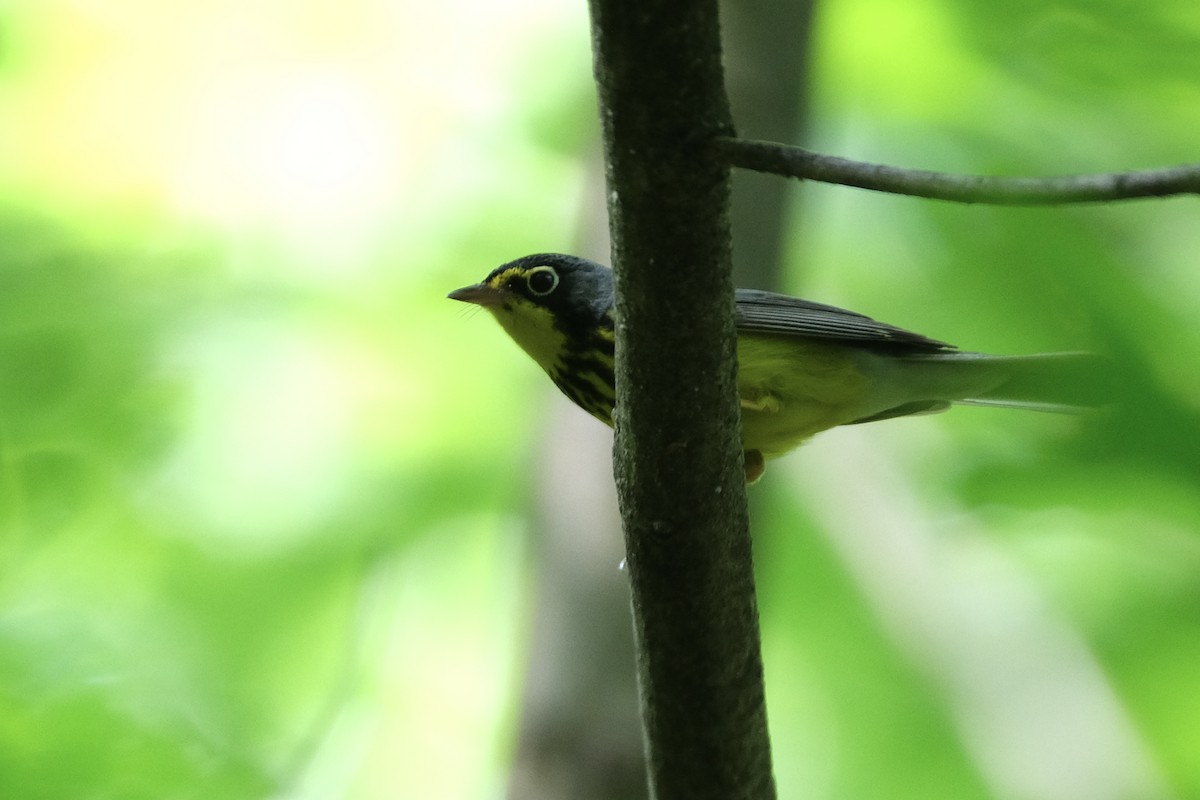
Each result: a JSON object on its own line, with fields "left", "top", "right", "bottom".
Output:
{"left": 448, "top": 253, "right": 614, "bottom": 373}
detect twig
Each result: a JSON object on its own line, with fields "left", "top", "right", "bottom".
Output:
{"left": 716, "top": 137, "right": 1200, "bottom": 205}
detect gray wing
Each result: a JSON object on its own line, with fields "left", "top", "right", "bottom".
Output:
{"left": 734, "top": 289, "right": 955, "bottom": 354}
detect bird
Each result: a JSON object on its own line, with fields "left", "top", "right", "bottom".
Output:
{"left": 449, "top": 253, "right": 1104, "bottom": 481}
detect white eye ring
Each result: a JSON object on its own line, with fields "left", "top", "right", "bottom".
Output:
{"left": 526, "top": 266, "right": 560, "bottom": 296}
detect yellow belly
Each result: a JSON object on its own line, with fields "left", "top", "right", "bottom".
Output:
{"left": 735, "top": 334, "right": 870, "bottom": 458}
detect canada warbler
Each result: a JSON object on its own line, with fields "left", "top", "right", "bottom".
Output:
{"left": 450, "top": 253, "right": 1102, "bottom": 481}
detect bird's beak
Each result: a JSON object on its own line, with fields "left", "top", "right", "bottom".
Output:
{"left": 447, "top": 282, "right": 505, "bottom": 307}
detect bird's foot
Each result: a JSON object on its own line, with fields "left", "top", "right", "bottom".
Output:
{"left": 744, "top": 450, "right": 765, "bottom": 483}
{"left": 740, "top": 392, "right": 782, "bottom": 414}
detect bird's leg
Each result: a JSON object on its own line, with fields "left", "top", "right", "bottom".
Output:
{"left": 740, "top": 391, "right": 782, "bottom": 414}
{"left": 744, "top": 449, "right": 765, "bottom": 483}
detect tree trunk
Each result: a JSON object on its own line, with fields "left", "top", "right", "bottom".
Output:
{"left": 588, "top": 0, "right": 776, "bottom": 797}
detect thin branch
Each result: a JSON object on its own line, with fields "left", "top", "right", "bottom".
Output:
{"left": 716, "top": 137, "right": 1200, "bottom": 205}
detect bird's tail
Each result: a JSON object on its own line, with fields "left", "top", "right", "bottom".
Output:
{"left": 901, "top": 351, "right": 1111, "bottom": 413}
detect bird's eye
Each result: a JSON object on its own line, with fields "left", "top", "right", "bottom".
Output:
{"left": 526, "top": 266, "right": 559, "bottom": 297}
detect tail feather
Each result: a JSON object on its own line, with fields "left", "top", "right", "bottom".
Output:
{"left": 901, "top": 351, "right": 1111, "bottom": 413}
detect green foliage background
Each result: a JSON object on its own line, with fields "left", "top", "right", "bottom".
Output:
{"left": 0, "top": 1, "right": 1197, "bottom": 798}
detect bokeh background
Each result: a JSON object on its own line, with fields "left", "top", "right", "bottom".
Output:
{"left": 2, "top": 1, "right": 1199, "bottom": 798}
